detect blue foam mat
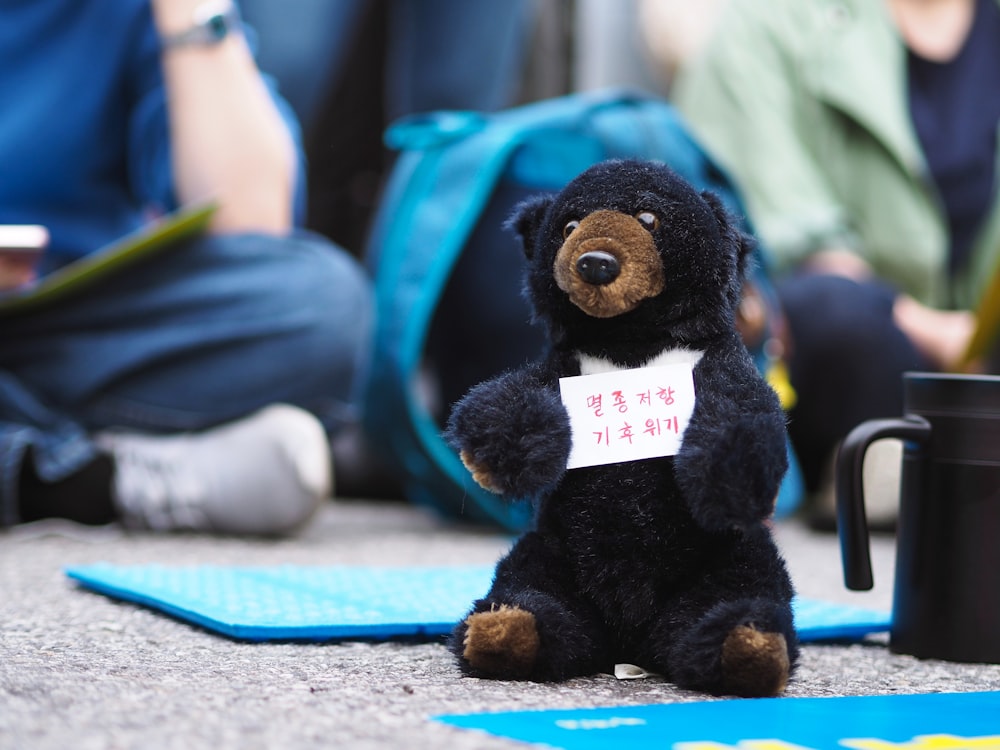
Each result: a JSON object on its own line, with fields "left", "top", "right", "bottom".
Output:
{"left": 65, "top": 564, "right": 890, "bottom": 643}
{"left": 434, "top": 691, "right": 1000, "bottom": 749}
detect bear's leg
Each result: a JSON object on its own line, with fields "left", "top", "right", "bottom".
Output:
{"left": 644, "top": 595, "right": 795, "bottom": 697}
{"left": 449, "top": 532, "right": 609, "bottom": 682}
{"left": 668, "top": 599, "right": 798, "bottom": 698}
{"left": 646, "top": 529, "right": 798, "bottom": 697}
{"left": 657, "top": 595, "right": 798, "bottom": 698}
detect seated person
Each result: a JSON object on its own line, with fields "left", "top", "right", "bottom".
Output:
{"left": 673, "top": 0, "right": 997, "bottom": 524}
{"left": 0, "top": 0, "right": 373, "bottom": 535}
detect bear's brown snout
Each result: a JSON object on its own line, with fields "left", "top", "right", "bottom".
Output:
{"left": 553, "top": 209, "right": 665, "bottom": 318}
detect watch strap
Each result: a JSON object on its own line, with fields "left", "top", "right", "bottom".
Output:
{"left": 161, "top": 1, "right": 241, "bottom": 50}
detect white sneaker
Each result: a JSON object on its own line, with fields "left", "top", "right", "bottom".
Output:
{"left": 95, "top": 404, "right": 331, "bottom": 536}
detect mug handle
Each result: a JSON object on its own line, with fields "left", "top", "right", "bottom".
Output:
{"left": 835, "top": 416, "right": 931, "bottom": 590}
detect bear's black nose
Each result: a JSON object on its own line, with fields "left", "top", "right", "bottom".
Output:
{"left": 576, "top": 251, "right": 620, "bottom": 286}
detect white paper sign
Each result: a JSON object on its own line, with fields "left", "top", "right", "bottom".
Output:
{"left": 559, "top": 363, "right": 697, "bottom": 469}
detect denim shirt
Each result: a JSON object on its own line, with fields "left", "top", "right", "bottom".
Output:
{"left": 0, "top": 0, "right": 305, "bottom": 275}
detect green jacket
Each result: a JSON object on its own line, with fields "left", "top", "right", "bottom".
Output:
{"left": 673, "top": 0, "right": 1000, "bottom": 309}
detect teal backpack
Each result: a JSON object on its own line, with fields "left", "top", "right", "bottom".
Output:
{"left": 362, "top": 89, "right": 803, "bottom": 531}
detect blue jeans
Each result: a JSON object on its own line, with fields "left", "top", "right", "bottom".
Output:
{"left": 0, "top": 231, "right": 373, "bottom": 526}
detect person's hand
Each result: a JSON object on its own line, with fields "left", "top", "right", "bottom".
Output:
{"left": 803, "top": 248, "right": 874, "bottom": 282}
{"left": 0, "top": 255, "right": 39, "bottom": 291}
{"left": 0, "top": 225, "right": 47, "bottom": 291}
{"left": 802, "top": 248, "right": 975, "bottom": 370}
{"left": 893, "top": 293, "right": 976, "bottom": 371}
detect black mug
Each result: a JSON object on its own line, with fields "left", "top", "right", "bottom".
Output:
{"left": 836, "top": 372, "right": 1000, "bottom": 663}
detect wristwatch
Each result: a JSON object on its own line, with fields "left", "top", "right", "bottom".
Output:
{"left": 160, "top": 1, "right": 241, "bottom": 50}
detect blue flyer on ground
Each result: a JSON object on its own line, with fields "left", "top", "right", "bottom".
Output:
{"left": 434, "top": 691, "right": 1000, "bottom": 750}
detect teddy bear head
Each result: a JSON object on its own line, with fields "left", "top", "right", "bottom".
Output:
{"left": 508, "top": 159, "right": 753, "bottom": 361}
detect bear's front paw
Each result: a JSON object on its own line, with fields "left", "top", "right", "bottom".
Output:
{"left": 676, "top": 413, "right": 787, "bottom": 530}
{"left": 720, "top": 625, "right": 790, "bottom": 697}
{"left": 462, "top": 605, "right": 540, "bottom": 679}
{"left": 446, "top": 372, "right": 571, "bottom": 497}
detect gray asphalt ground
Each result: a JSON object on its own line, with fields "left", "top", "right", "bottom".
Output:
{"left": 3, "top": 498, "right": 1000, "bottom": 750}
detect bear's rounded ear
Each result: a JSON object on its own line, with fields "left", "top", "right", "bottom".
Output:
{"left": 701, "top": 190, "right": 755, "bottom": 270}
{"left": 504, "top": 194, "right": 554, "bottom": 260}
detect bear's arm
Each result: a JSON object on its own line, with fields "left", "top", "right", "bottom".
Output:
{"left": 673, "top": 340, "right": 789, "bottom": 532}
{"left": 444, "top": 362, "right": 572, "bottom": 499}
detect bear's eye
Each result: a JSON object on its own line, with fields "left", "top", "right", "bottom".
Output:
{"left": 635, "top": 211, "right": 659, "bottom": 232}
{"left": 563, "top": 220, "right": 580, "bottom": 239}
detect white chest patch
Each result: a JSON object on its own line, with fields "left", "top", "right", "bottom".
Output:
{"left": 577, "top": 347, "right": 705, "bottom": 376}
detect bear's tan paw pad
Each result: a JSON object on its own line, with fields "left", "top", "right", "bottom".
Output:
{"left": 462, "top": 605, "right": 539, "bottom": 678}
{"left": 720, "top": 625, "right": 790, "bottom": 697}
{"left": 459, "top": 450, "right": 499, "bottom": 494}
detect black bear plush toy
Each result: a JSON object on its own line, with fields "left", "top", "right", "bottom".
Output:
{"left": 444, "top": 159, "right": 798, "bottom": 698}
